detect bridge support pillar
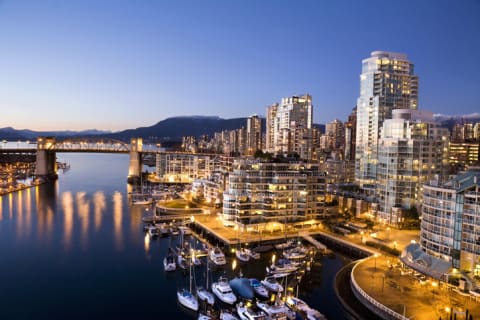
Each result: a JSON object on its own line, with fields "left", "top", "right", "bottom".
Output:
{"left": 36, "top": 137, "right": 58, "bottom": 180}
{"left": 128, "top": 137, "right": 143, "bottom": 182}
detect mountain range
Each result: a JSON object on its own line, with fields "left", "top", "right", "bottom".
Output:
{"left": 0, "top": 116, "right": 260, "bottom": 143}
{"left": 2, "top": 112, "right": 477, "bottom": 143}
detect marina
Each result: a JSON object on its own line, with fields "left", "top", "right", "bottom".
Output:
{"left": 0, "top": 153, "right": 351, "bottom": 319}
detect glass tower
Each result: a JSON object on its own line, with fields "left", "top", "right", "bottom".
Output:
{"left": 355, "top": 51, "right": 418, "bottom": 190}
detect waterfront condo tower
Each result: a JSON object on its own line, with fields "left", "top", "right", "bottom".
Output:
{"left": 266, "top": 94, "right": 313, "bottom": 160}
{"left": 376, "top": 109, "right": 449, "bottom": 225}
{"left": 355, "top": 51, "right": 418, "bottom": 190}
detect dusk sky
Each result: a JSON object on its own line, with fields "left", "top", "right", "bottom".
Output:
{"left": 1, "top": 0, "right": 479, "bottom": 131}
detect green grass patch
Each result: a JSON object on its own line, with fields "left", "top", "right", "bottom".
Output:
{"left": 162, "top": 199, "right": 198, "bottom": 209}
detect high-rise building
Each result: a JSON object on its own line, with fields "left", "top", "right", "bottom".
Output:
{"left": 325, "top": 119, "right": 345, "bottom": 151}
{"left": 344, "top": 106, "right": 357, "bottom": 161}
{"left": 376, "top": 109, "right": 449, "bottom": 225}
{"left": 265, "top": 94, "right": 313, "bottom": 160}
{"left": 355, "top": 51, "right": 419, "bottom": 190}
{"left": 246, "top": 115, "right": 262, "bottom": 155}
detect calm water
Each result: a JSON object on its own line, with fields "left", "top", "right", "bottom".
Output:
{"left": 0, "top": 153, "right": 350, "bottom": 319}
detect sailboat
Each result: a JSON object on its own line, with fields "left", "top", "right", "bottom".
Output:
{"left": 196, "top": 254, "right": 215, "bottom": 305}
{"left": 177, "top": 249, "right": 199, "bottom": 311}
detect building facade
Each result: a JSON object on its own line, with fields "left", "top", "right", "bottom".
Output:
{"left": 222, "top": 159, "right": 327, "bottom": 230}
{"left": 246, "top": 115, "right": 262, "bottom": 155}
{"left": 355, "top": 51, "right": 419, "bottom": 190}
{"left": 376, "top": 109, "right": 449, "bottom": 225}
{"left": 421, "top": 169, "right": 480, "bottom": 273}
{"left": 265, "top": 94, "right": 313, "bottom": 160}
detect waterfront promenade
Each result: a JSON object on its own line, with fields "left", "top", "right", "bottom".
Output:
{"left": 189, "top": 212, "right": 480, "bottom": 320}
{"left": 353, "top": 255, "right": 480, "bottom": 320}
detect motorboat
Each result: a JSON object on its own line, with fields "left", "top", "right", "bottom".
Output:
{"left": 198, "top": 313, "right": 212, "bottom": 320}
{"left": 131, "top": 194, "right": 153, "bottom": 205}
{"left": 155, "top": 223, "right": 169, "bottom": 237}
{"left": 170, "top": 226, "right": 180, "bottom": 236}
{"left": 177, "top": 254, "right": 188, "bottom": 270}
{"left": 163, "top": 254, "right": 176, "bottom": 272}
{"left": 235, "top": 248, "right": 250, "bottom": 262}
{"left": 261, "top": 276, "right": 283, "bottom": 293}
{"left": 249, "top": 278, "right": 269, "bottom": 298}
{"left": 220, "top": 310, "right": 240, "bottom": 320}
{"left": 197, "top": 286, "right": 215, "bottom": 305}
{"left": 212, "top": 276, "right": 237, "bottom": 304}
{"left": 147, "top": 226, "right": 159, "bottom": 238}
{"left": 256, "top": 301, "right": 295, "bottom": 320}
{"left": 209, "top": 247, "right": 227, "bottom": 266}
{"left": 178, "top": 225, "right": 192, "bottom": 236}
{"left": 282, "top": 246, "right": 308, "bottom": 260}
{"left": 177, "top": 288, "right": 199, "bottom": 311}
{"left": 285, "top": 297, "right": 326, "bottom": 320}
{"left": 266, "top": 259, "right": 300, "bottom": 275}
{"left": 236, "top": 301, "right": 268, "bottom": 320}
{"left": 192, "top": 255, "right": 202, "bottom": 266}
{"left": 274, "top": 240, "right": 295, "bottom": 250}
{"left": 244, "top": 248, "right": 260, "bottom": 260}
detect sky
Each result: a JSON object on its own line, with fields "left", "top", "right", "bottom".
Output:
{"left": 0, "top": 0, "right": 479, "bottom": 131}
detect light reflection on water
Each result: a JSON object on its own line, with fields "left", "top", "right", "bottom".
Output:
{"left": 62, "top": 191, "right": 74, "bottom": 251}
{"left": 93, "top": 191, "right": 105, "bottom": 232}
{"left": 0, "top": 153, "right": 349, "bottom": 319}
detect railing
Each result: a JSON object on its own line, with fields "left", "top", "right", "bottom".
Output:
{"left": 351, "top": 258, "right": 409, "bottom": 320}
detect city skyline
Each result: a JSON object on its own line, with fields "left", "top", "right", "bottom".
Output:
{"left": 1, "top": 0, "right": 480, "bottom": 131}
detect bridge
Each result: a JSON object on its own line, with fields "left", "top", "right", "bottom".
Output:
{"left": 0, "top": 137, "right": 206, "bottom": 181}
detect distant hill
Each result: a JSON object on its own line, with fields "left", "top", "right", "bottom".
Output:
{"left": 106, "top": 116, "right": 262, "bottom": 142}
{"left": 1, "top": 115, "right": 328, "bottom": 143}
{"left": 434, "top": 113, "right": 480, "bottom": 131}
{"left": 0, "top": 127, "right": 111, "bottom": 141}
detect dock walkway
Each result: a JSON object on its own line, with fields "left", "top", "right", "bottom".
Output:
{"left": 299, "top": 231, "right": 327, "bottom": 251}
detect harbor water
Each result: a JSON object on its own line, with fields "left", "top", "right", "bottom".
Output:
{"left": 0, "top": 153, "right": 351, "bottom": 319}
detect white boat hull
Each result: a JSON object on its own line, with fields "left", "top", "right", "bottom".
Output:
{"left": 177, "top": 289, "right": 199, "bottom": 311}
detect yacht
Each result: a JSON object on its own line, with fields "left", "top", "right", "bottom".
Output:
{"left": 249, "top": 278, "right": 269, "bottom": 298}
{"left": 266, "top": 259, "right": 300, "bottom": 275}
{"left": 212, "top": 276, "right": 237, "bottom": 304}
{"left": 236, "top": 302, "right": 268, "bottom": 320}
{"left": 235, "top": 248, "right": 250, "bottom": 262}
{"left": 147, "top": 226, "right": 160, "bottom": 238}
{"left": 197, "top": 286, "right": 215, "bottom": 305}
{"left": 256, "top": 301, "right": 295, "bottom": 320}
{"left": 197, "top": 258, "right": 214, "bottom": 305}
{"left": 177, "top": 254, "right": 188, "bottom": 270}
{"left": 177, "top": 288, "right": 199, "bottom": 311}
{"left": 198, "top": 314, "right": 212, "bottom": 320}
{"left": 163, "top": 254, "right": 176, "bottom": 272}
{"left": 285, "top": 297, "right": 326, "bottom": 320}
{"left": 177, "top": 254, "right": 199, "bottom": 312}
{"left": 178, "top": 225, "right": 192, "bottom": 236}
{"left": 220, "top": 311, "right": 240, "bottom": 320}
{"left": 274, "top": 240, "right": 295, "bottom": 250}
{"left": 209, "top": 247, "right": 227, "bottom": 266}
{"left": 261, "top": 276, "right": 283, "bottom": 293}
{"left": 282, "top": 246, "right": 308, "bottom": 260}
{"left": 244, "top": 248, "right": 260, "bottom": 260}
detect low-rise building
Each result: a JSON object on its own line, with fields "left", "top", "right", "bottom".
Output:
{"left": 421, "top": 169, "right": 480, "bottom": 273}
{"left": 222, "top": 159, "right": 327, "bottom": 230}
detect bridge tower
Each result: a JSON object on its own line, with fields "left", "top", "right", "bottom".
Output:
{"left": 36, "top": 137, "right": 58, "bottom": 180}
{"left": 128, "top": 137, "right": 143, "bottom": 182}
